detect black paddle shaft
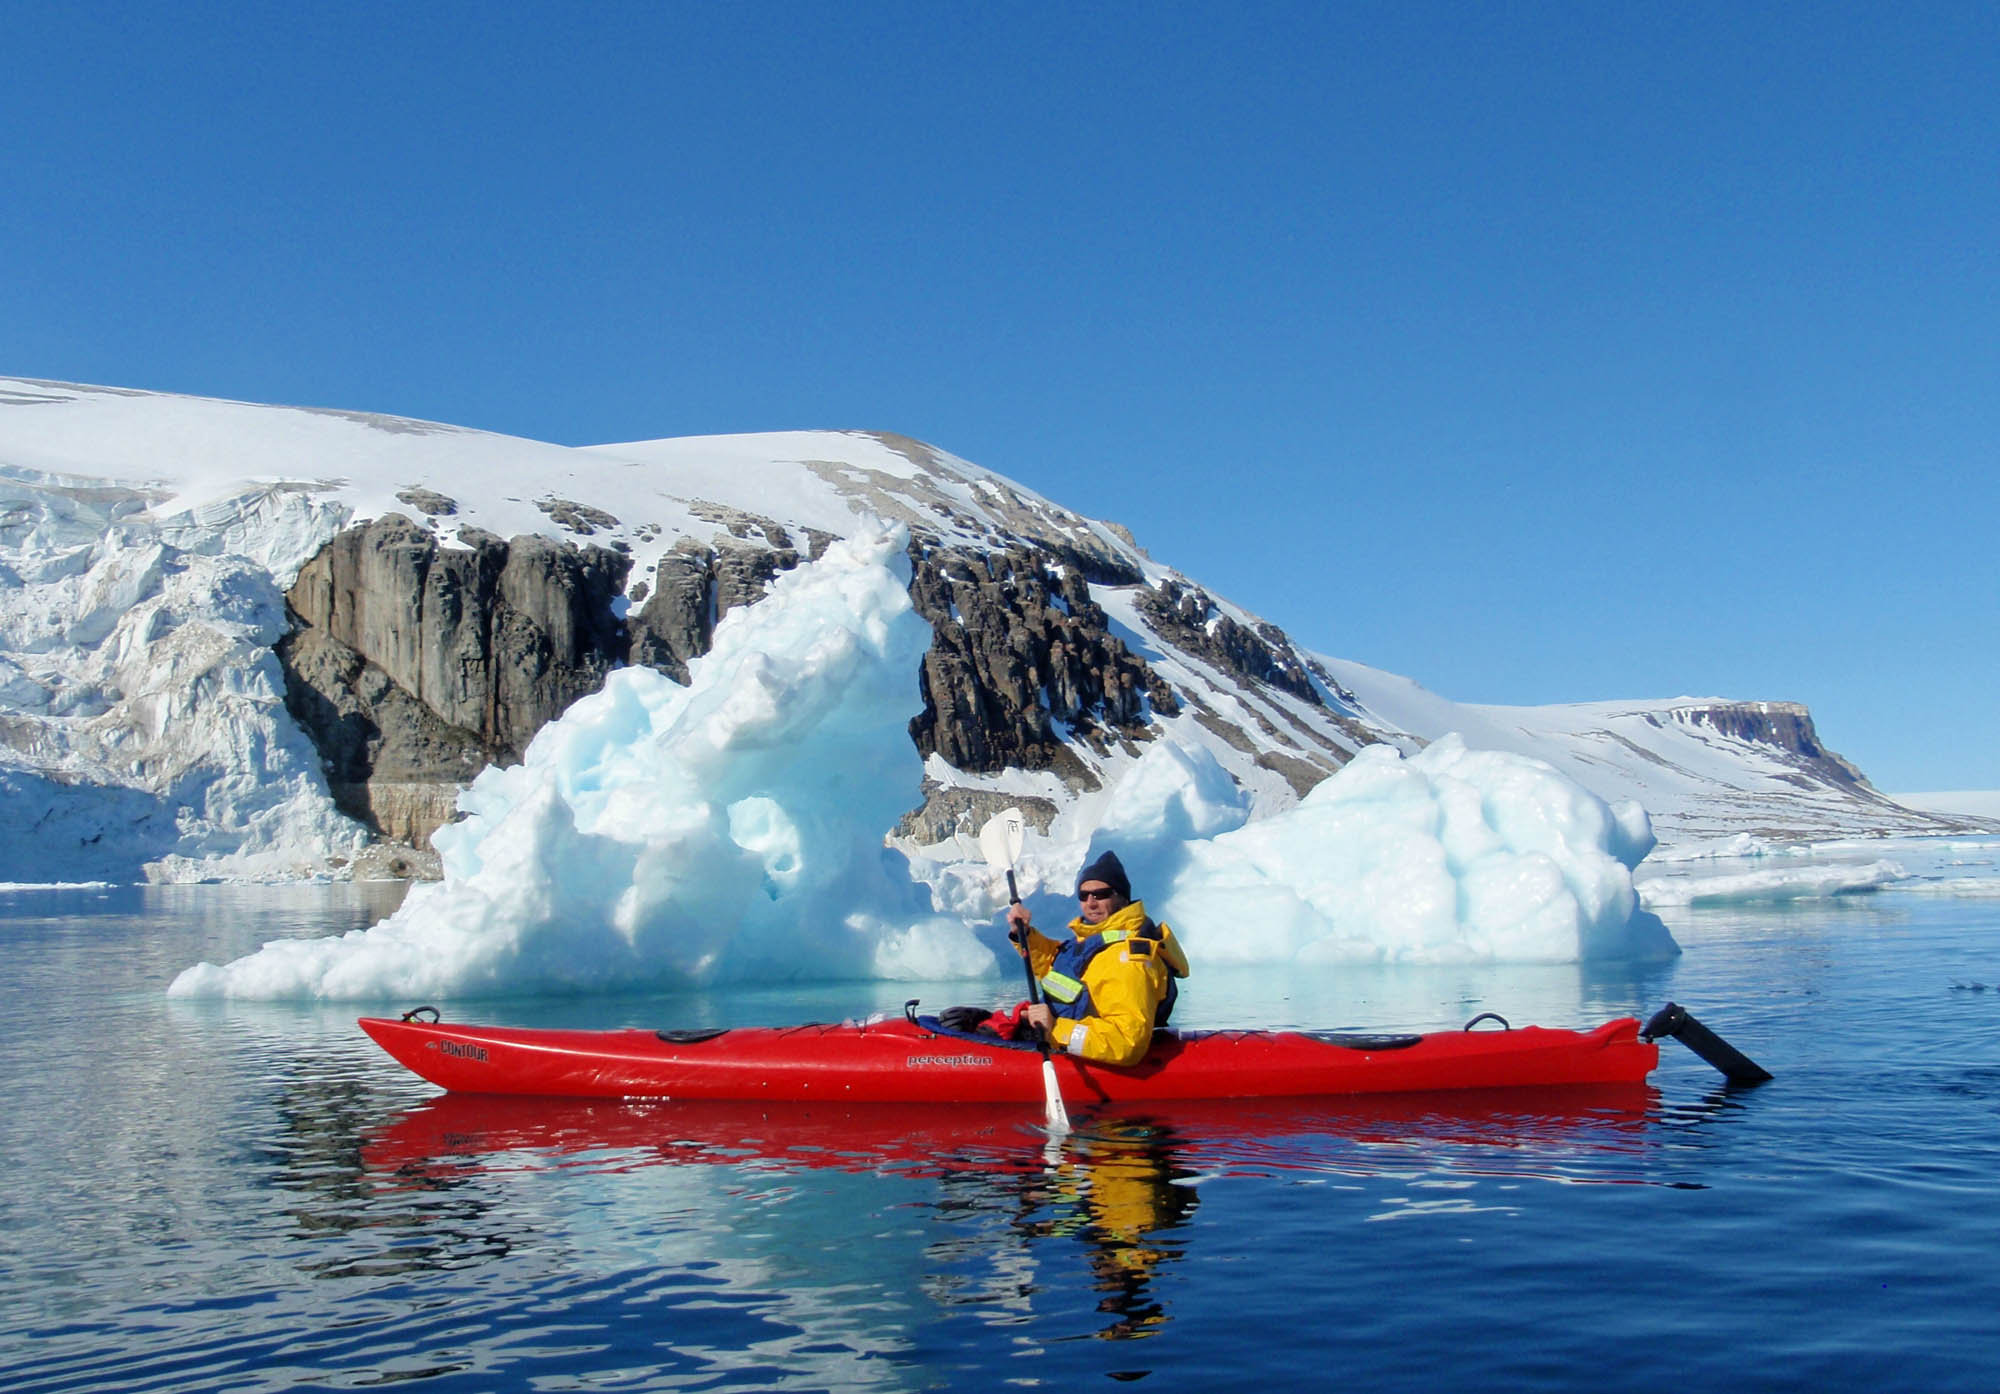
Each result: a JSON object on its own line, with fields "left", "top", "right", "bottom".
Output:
{"left": 1006, "top": 870, "right": 1054, "bottom": 1048}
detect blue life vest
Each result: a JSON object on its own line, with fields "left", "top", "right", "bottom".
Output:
{"left": 1038, "top": 919, "right": 1180, "bottom": 1028}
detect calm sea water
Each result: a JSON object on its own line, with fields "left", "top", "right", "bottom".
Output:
{"left": 5, "top": 840, "right": 1999, "bottom": 1392}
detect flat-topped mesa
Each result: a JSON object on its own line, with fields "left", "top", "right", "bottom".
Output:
{"left": 1667, "top": 699, "right": 1872, "bottom": 790}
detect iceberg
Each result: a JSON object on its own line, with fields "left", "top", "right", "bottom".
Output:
{"left": 1086, "top": 735, "right": 1678, "bottom": 964}
{"left": 171, "top": 527, "right": 996, "bottom": 999}
{"left": 1636, "top": 859, "right": 1907, "bottom": 907}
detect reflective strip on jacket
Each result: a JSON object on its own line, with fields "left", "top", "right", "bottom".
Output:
{"left": 1023, "top": 899, "right": 1190, "bottom": 1067}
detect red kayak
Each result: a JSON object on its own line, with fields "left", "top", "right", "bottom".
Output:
{"left": 358, "top": 1009, "right": 1658, "bottom": 1103}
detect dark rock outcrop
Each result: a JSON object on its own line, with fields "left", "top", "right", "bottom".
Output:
{"left": 281, "top": 516, "right": 825, "bottom": 846}
{"left": 394, "top": 487, "right": 457, "bottom": 517}
{"left": 536, "top": 497, "right": 620, "bottom": 536}
{"left": 279, "top": 515, "right": 633, "bottom": 838}
{"left": 1135, "top": 579, "right": 1321, "bottom": 706}
{"left": 285, "top": 516, "right": 630, "bottom": 762}
{"left": 904, "top": 541, "right": 1177, "bottom": 783}
{"left": 276, "top": 624, "right": 487, "bottom": 843}
{"left": 892, "top": 786, "right": 1062, "bottom": 845}
{"left": 626, "top": 538, "right": 717, "bottom": 683}
{"left": 625, "top": 536, "right": 804, "bottom": 682}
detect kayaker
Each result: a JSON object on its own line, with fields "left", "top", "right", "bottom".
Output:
{"left": 1005, "top": 849, "right": 1190, "bottom": 1067}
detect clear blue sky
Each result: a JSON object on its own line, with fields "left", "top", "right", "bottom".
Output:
{"left": 6, "top": 2, "right": 1995, "bottom": 790}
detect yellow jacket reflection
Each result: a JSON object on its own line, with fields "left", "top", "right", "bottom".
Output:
{"left": 1039, "top": 1122, "right": 1199, "bottom": 1340}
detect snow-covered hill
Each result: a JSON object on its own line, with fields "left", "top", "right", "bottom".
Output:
{"left": 1, "top": 375, "right": 1981, "bottom": 887}
{"left": 1891, "top": 791, "right": 2000, "bottom": 821}
{"left": 1320, "top": 660, "right": 1970, "bottom": 850}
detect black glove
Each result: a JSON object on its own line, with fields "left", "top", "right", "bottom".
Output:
{"left": 938, "top": 1005, "right": 996, "bottom": 1034}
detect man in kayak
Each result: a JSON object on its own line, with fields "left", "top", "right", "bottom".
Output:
{"left": 1005, "top": 850, "right": 1190, "bottom": 1067}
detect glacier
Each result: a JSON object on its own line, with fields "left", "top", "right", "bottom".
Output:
{"left": 0, "top": 459, "right": 365, "bottom": 883}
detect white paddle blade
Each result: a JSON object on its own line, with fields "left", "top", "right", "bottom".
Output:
{"left": 1041, "top": 1059, "right": 1072, "bottom": 1134}
{"left": 976, "top": 808, "right": 1027, "bottom": 872}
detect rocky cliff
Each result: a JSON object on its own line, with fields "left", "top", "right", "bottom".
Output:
{"left": 276, "top": 505, "right": 1358, "bottom": 854}
{"left": 278, "top": 515, "right": 628, "bottom": 841}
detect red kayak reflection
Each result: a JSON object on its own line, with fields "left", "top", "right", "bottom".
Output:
{"left": 363, "top": 1084, "right": 1659, "bottom": 1188}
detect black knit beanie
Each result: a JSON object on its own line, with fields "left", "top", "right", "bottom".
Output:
{"left": 1076, "top": 849, "right": 1131, "bottom": 899}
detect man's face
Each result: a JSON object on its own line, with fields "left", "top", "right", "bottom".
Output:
{"left": 1078, "top": 881, "right": 1126, "bottom": 925}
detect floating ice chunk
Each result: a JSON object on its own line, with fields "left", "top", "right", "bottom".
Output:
{"left": 856, "top": 909, "right": 1000, "bottom": 979}
{"left": 1644, "top": 832, "right": 1810, "bottom": 863}
{"left": 1070, "top": 738, "right": 1252, "bottom": 911}
{"left": 1146, "top": 736, "right": 1679, "bottom": 964}
{"left": 1607, "top": 799, "right": 1658, "bottom": 870}
{"left": 170, "top": 547, "right": 1683, "bottom": 993}
{"left": 1899, "top": 878, "right": 2000, "bottom": 898}
{"left": 1636, "top": 859, "right": 1908, "bottom": 907}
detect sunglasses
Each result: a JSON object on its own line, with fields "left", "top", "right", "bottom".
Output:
{"left": 1078, "top": 887, "right": 1118, "bottom": 902}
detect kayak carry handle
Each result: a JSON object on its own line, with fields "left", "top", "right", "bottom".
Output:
{"left": 1463, "top": 1012, "right": 1511, "bottom": 1031}
{"left": 1641, "top": 1003, "right": 1772, "bottom": 1086}
{"left": 401, "top": 1005, "right": 440, "bottom": 1023}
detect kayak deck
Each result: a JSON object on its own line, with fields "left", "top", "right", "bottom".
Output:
{"left": 358, "top": 1013, "right": 1657, "bottom": 1103}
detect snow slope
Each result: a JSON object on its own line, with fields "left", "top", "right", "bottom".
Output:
{"left": 1319, "top": 658, "right": 1980, "bottom": 848}
{"left": 2, "top": 375, "right": 1981, "bottom": 891}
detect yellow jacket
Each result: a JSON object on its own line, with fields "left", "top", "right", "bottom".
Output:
{"left": 1023, "top": 899, "right": 1189, "bottom": 1067}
